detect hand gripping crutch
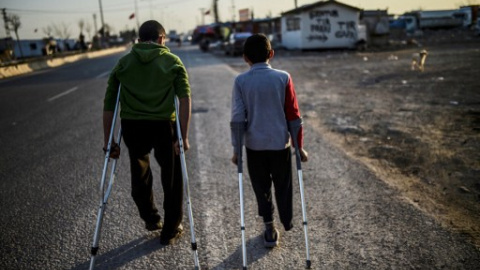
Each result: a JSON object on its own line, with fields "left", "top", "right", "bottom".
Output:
{"left": 89, "top": 87, "right": 122, "bottom": 270}
{"left": 230, "top": 121, "right": 247, "bottom": 270}
{"left": 288, "top": 118, "right": 311, "bottom": 269}
{"left": 174, "top": 96, "right": 200, "bottom": 270}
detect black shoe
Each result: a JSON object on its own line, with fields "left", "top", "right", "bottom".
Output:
{"left": 145, "top": 221, "right": 163, "bottom": 231}
{"left": 160, "top": 224, "right": 184, "bottom": 245}
{"left": 264, "top": 223, "right": 279, "bottom": 248}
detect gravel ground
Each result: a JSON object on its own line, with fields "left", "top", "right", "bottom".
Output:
{"left": 211, "top": 27, "right": 480, "bottom": 268}
{"left": 218, "top": 28, "right": 480, "bottom": 250}
{"left": 1, "top": 34, "right": 479, "bottom": 269}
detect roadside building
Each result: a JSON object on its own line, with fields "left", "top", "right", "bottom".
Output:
{"left": 9, "top": 38, "right": 77, "bottom": 59}
{"left": 230, "top": 17, "right": 282, "bottom": 46}
{"left": 230, "top": 17, "right": 281, "bottom": 38}
{"left": 280, "top": 0, "right": 363, "bottom": 50}
{"left": 360, "top": 10, "right": 389, "bottom": 47}
{"left": 13, "top": 39, "right": 47, "bottom": 58}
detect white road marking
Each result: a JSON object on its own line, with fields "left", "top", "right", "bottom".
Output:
{"left": 47, "top": 86, "right": 79, "bottom": 102}
{"left": 95, "top": 71, "right": 111, "bottom": 79}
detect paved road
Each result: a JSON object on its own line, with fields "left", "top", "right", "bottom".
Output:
{"left": 0, "top": 44, "right": 479, "bottom": 269}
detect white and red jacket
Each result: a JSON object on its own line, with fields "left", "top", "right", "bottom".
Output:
{"left": 231, "top": 62, "right": 304, "bottom": 152}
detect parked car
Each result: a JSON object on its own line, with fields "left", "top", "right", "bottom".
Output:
{"left": 224, "top": 32, "right": 252, "bottom": 56}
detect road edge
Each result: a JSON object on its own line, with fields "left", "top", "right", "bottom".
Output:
{"left": 0, "top": 46, "right": 128, "bottom": 79}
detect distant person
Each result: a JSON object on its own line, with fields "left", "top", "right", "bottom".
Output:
{"left": 103, "top": 20, "right": 191, "bottom": 245}
{"left": 230, "top": 33, "right": 308, "bottom": 248}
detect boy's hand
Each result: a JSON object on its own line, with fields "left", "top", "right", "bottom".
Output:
{"left": 174, "top": 138, "right": 190, "bottom": 155}
{"left": 231, "top": 153, "right": 238, "bottom": 165}
{"left": 299, "top": 148, "right": 308, "bottom": 162}
{"left": 103, "top": 142, "right": 121, "bottom": 159}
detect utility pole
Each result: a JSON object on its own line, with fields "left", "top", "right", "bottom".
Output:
{"left": 93, "top": 13, "right": 101, "bottom": 49}
{"left": 231, "top": 0, "right": 236, "bottom": 22}
{"left": 98, "top": 0, "right": 106, "bottom": 46}
{"left": 1, "top": 8, "right": 13, "bottom": 59}
{"left": 213, "top": 0, "right": 219, "bottom": 24}
{"left": 93, "top": 13, "right": 98, "bottom": 35}
{"left": 2, "top": 8, "right": 11, "bottom": 37}
{"left": 295, "top": 0, "right": 298, "bottom": 8}
{"left": 134, "top": 0, "right": 140, "bottom": 29}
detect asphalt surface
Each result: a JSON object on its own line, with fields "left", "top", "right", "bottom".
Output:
{"left": 0, "top": 43, "right": 479, "bottom": 269}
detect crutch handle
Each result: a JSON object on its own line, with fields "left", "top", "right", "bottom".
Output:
{"left": 230, "top": 121, "right": 246, "bottom": 173}
{"left": 287, "top": 118, "right": 303, "bottom": 168}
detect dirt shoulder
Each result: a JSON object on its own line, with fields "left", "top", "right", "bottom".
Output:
{"left": 222, "top": 29, "right": 480, "bottom": 247}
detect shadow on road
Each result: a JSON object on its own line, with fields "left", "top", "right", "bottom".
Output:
{"left": 210, "top": 235, "right": 272, "bottom": 269}
{"left": 71, "top": 235, "right": 165, "bottom": 270}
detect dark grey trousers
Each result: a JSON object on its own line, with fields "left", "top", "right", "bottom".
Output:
{"left": 246, "top": 147, "right": 294, "bottom": 231}
{"left": 121, "top": 119, "right": 183, "bottom": 234}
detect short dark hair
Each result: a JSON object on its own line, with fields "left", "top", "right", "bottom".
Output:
{"left": 139, "top": 20, "right": 166, "bottom": 42}
{"left": 243, "top": 34, "right": 271, "bottom": 63}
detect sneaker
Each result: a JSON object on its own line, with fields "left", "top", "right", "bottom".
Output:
{"left": 145, "top": 221, "right": 163, "bottom": 231}
{"left": 263, "top": 223, "right": 279, "bottom": 248}
{"left": 160, "top": 224, "right": 184, "bottom": 245}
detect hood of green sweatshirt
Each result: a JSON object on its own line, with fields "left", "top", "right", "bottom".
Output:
{"left": 131, "top": 42, "right": 170, "bottom": 63}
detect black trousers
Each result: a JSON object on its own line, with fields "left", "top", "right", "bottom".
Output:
{"left": 121, "top": 119, "right": 183, "bottom": 233}
{"left": 246, "top": 147, "right": 293, "bottom": 231}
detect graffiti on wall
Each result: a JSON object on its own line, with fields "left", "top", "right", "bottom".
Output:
{"left": 309, "top": 10, "right": 339, "bottom": 19}
{"left": 335, "top": 21, "right": 357, "bottom": 39}
{"left": 306, "top": 9, "right": 357, "bottom": 43}
{"left": 308, "top": 18, "right": 330, "bottom": 42}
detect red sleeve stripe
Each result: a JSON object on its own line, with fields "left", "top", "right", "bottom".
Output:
{"left": 285, "top": 75, "right": 304, "bottom": 148}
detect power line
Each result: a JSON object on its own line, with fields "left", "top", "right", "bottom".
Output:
{"left": 4, "top": 0, "right": 195, "bottom": 15}
{"left": 5, "top": 6, "right": 135, "bottom": 15}
{"left": 6, "top": 8, "right": 93, "bottom": 14}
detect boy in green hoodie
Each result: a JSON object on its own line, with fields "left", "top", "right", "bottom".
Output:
{"left": 103, "top": 20, "right": 191, "bottom": 245}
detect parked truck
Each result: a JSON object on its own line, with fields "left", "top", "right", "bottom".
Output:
{"left": 392, "top": 9, "right": 471, "bottom": 33}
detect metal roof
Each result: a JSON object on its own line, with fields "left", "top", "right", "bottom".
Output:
{"left": 282, "top": 0, "right": 362, "bottom": 16}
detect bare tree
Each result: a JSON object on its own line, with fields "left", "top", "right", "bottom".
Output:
{"left": 52, "top": 22, "right": 71, "bottom": 51}
{"left": 78, "top": 19, "right": 85, "bottom": 35}
{"left": 53, "top": 22, "right": 71, "bottom": 39}
{"left": 9, "top": 14, "right": 23, "bottom": 58}
{"left": 42, "top": 25, "right": 53, "bottom": 37}
{"left": 78, "top": 19, "right": 87, "bottom": 50}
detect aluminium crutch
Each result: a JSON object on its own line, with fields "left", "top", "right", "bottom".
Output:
{"left": 89, "top": 87, "right": 122, "bottom": 270}
{"left": 174, "top": 96, "right": 200, "bottom": 270}
{"left": 288, "top": 118, "right": 311, "bottom": 269}
{"left": 231, "top": 121, "right": 247, "bottom": 270}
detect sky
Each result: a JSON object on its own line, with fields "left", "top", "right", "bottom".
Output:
{"left": 1, "top": 0, "right": 475, "bottom": 40}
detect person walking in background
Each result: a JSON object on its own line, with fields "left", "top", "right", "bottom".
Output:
{"left": 103, "top": 20, "right": 191, "bottom": 245}
{"left": 230, "top": 34, "right": 308, "bottom": 248}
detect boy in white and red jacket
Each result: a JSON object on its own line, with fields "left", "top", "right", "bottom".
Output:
{"left": 230, "top": 33, "right": 308, "bottom": 248}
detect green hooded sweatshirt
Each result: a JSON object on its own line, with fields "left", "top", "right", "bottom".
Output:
{"left": 104, "top": 43, "right": 190, "bottom": 121}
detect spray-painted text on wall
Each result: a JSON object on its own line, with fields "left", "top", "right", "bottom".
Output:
{"left": 307, "top": 9, "right": 357, "bottom": 43}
